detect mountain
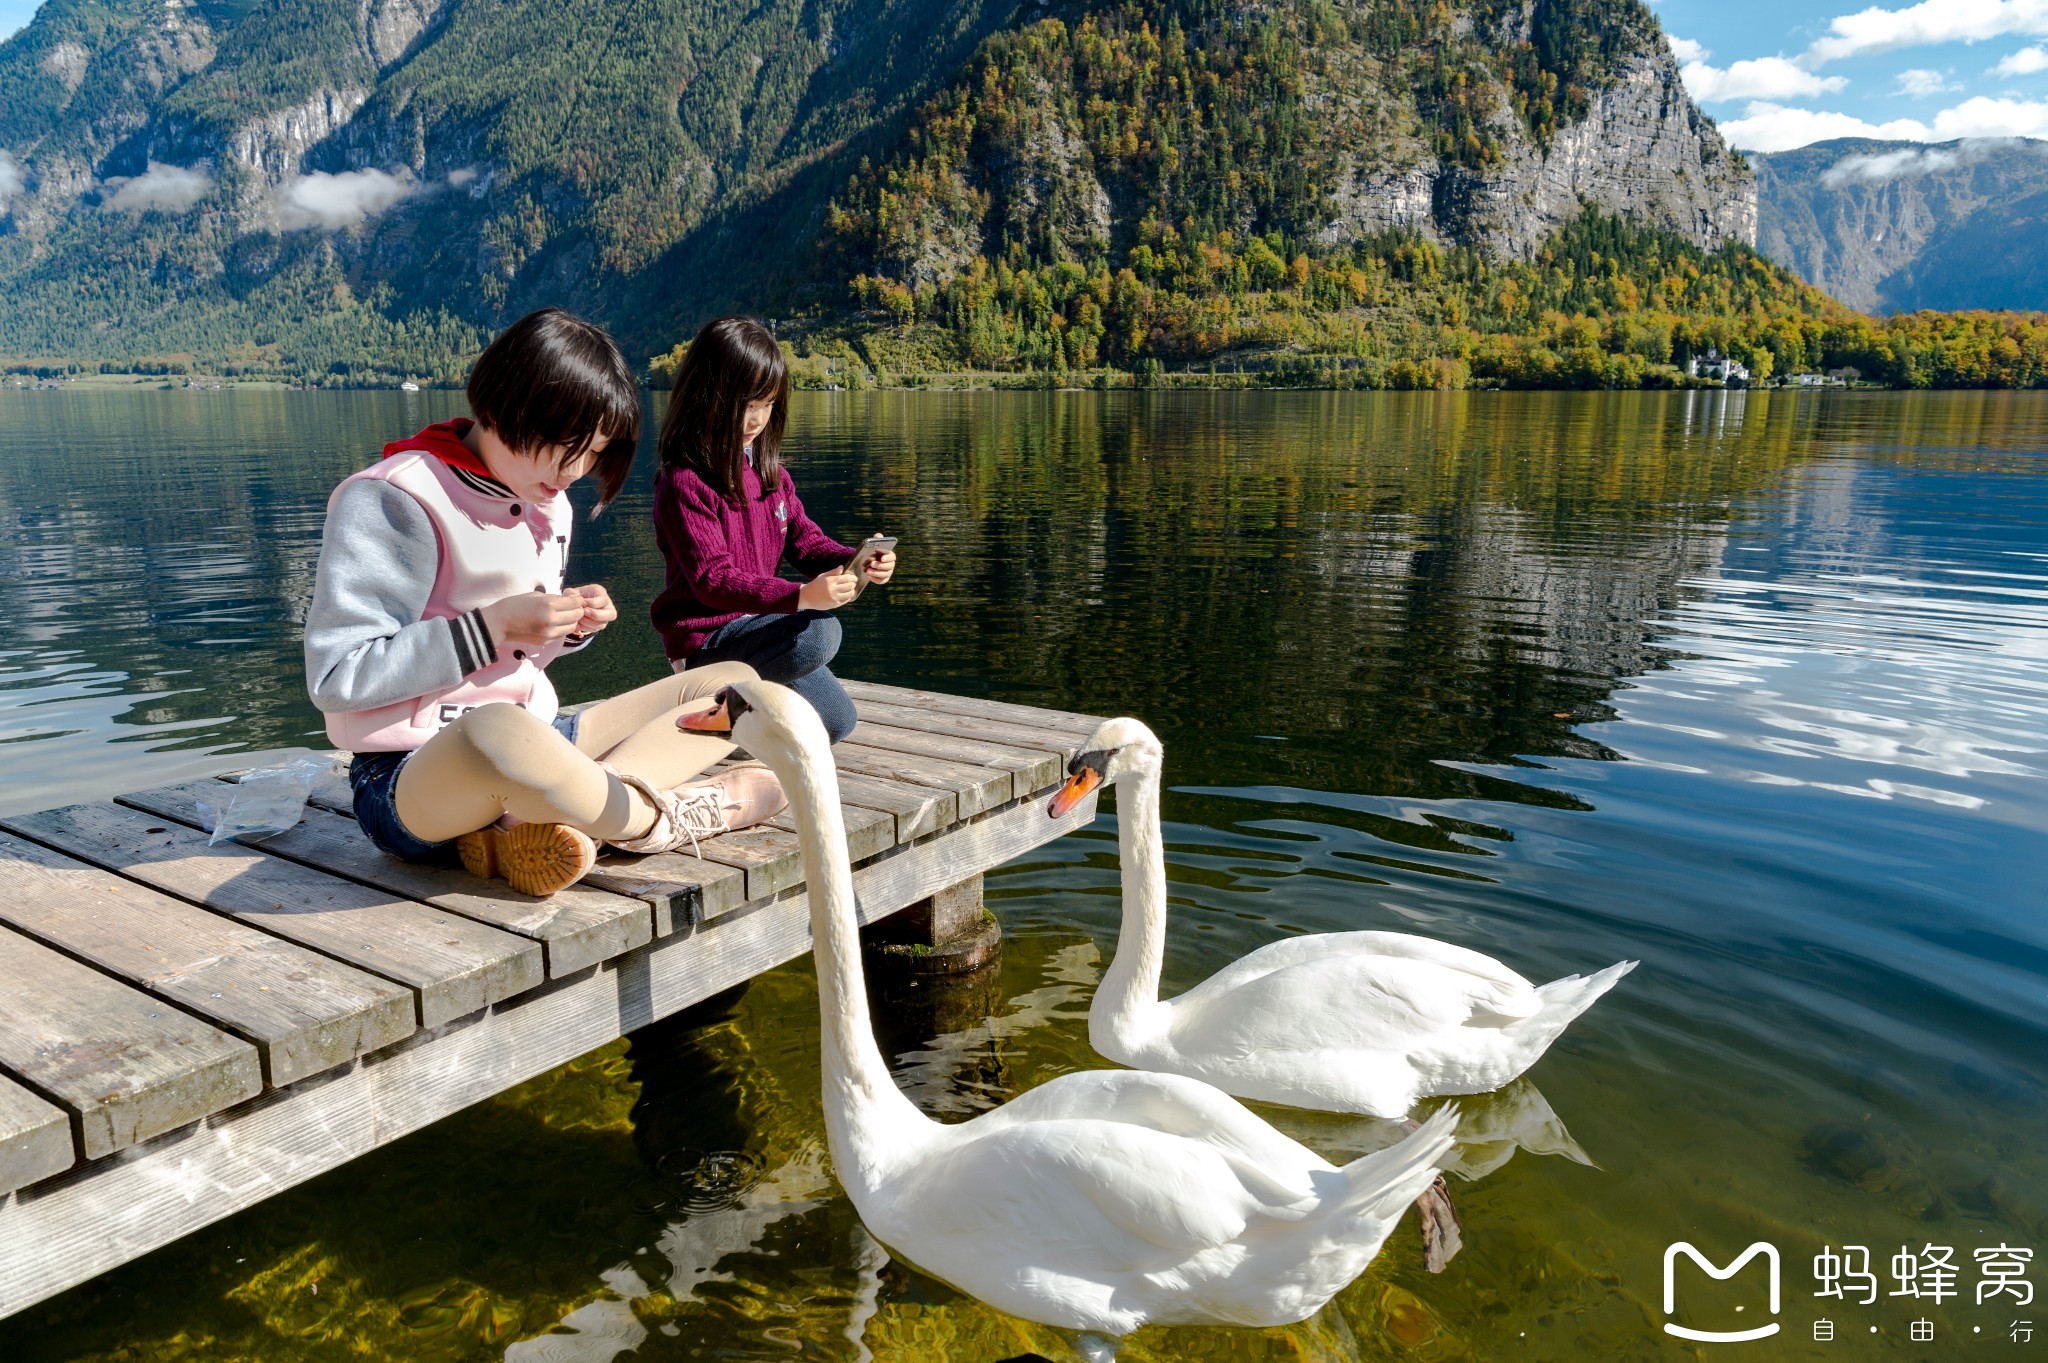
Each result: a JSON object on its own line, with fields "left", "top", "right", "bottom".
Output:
{"left": 0, "top": 0, "right": 1801, "bottom": 386}
{"left": 0, "top": 0, "right": 1023, "bottom": 378}
{"left": 1752, "top": 137, "right": 2048, "bottom": 314}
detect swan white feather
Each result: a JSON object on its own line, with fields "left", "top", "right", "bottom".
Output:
{"left": 726, "top": 681, "right": 1458, "bottom": 1339}
{"left": 1063, "top": 717, "right": 1637, "bottom": 1119}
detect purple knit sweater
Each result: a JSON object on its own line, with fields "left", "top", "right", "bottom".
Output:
{"left": 651, "top": 460, "right": 856, "bottom": 660}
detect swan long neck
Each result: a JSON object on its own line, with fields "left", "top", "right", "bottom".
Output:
{"left": 775, "top": 724, "right": 929, "bottom": 1171}
{"left": 1098, "top": 759, "right": 1168, "bottom": 1022}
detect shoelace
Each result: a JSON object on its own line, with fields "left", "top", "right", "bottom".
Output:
{"left": 664, "top": 784, "right": 731, "bottom": 860}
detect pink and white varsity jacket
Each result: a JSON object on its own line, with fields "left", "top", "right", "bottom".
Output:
{"left": 305, "top": 422, "right": 586, "bottom": 752}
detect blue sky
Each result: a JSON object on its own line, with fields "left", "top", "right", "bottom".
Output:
{"left": 2, "top": 0, "right": 2045, "bottom": 152}
{"left": 1657, "top": 0, "right": 2048, "bottom": 150}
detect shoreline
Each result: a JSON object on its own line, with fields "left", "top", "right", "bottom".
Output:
{"left": 2, "top": 371, "right": 1920, "bottom": 395}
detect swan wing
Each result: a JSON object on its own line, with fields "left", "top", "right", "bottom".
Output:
{"left": 884, "top": 1117, "right": 1280, "bottom": 1268}
{"left": 1168, "top": 952, "right": 1540, "bottom": 1065}
{"left": 987, "top": 1069, "right": 1327, "bottom": 1197}
{"left": 1178, "top": 932, "right": 1543, "bottom": 1028}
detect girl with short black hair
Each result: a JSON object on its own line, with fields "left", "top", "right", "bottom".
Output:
{"left": 304, "top": 308, "right": 784, "bottom": 898}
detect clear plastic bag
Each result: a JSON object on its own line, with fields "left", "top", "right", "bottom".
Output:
{"left": 198, "top": 754, "right": 342, "bottom": 846}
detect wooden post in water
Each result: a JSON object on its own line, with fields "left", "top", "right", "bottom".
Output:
{"left": 867, "top": 872, "right": 998, "bottom": 975}
{"left": 862, "top": 871, "right": 1004, "bottom": 1048}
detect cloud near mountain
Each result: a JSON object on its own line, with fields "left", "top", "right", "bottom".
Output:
{"left": 103, "top": 162, "right": 211, "bottom": 213}
{"left": 276, "top": 169, "right": 417, "bottom": 231}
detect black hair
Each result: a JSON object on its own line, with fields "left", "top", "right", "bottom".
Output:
{"left": 656, "top": 315, "right": 789, "bottom": 504}
{"left": 467, "top": 308, "right": 641, "bottom": 508}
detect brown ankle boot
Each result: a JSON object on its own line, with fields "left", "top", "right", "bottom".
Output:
{"left": 456, "top": 822, "right": 598, "bottom": 896}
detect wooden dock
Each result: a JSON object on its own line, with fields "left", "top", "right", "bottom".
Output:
{"left": 0, "top": 681, "right": 1103, "bottom": 1318}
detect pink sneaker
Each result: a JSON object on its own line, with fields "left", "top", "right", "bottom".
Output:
{"left": 606, "top": 767, "right": 787, "bottom": 857}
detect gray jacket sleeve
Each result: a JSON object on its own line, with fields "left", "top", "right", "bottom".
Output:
{"left": 303, "top": 480, "right": 497, "bottom": 714}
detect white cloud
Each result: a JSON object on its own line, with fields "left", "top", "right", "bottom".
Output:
{"left": 1667, "top": 35, "right": 1710, "bottom": 64}
{"left": 102, "top": 161, "right": 211, "bottom": 213}
{"left": 0, "top": 152, "right": 22, "bottom": 214}
{"left": 1806, "top": 0, "right": 2048, "bottom": 66}
{"left": 1818, "top": 135, "right": 2047, "bottom": 182}
{"left": 1895, "top": 67, "right": 1960, "bottom": 94}
{"left": 1930, "top": 94, "right": 2048, "bottom": 135}
{"left": 1821, "top": 146, "right": 1960, "bottom": 183}
{"left": 1994, "top": 44, "right": 2048, "bottom": 73}
{"left": 277, "top": 168, "right": 417, "bottom": 230}
{"left": 1683, "top": 56, "right": 1850, "bottom": 103}
{"left": 1721, "top": 101, "right": 1932, "bottom": 151}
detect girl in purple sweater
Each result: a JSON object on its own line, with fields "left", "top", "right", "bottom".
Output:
{"left": 650, "top": 317, "right": 895, "bottom": 742}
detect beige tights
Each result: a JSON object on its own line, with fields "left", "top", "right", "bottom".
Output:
{"left": 392, "top": 662, "right": 757, "bottom": 845}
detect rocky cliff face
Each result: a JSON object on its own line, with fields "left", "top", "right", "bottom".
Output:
{"left": 841, "top": 0, "right": 1756, "bottom": 299}
{"left": 1320, "top": 44, "right": 1754, "bottom": 256}
{"left": 1753, "top": 137, "right": 2048, "bottom": 312}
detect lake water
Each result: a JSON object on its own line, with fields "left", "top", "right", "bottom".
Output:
{"left": 0, "top": 388, "right": 2044, "bottom": 1361}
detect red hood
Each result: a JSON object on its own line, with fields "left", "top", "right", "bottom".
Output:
{"left": 384, "top": 418, "right": 493, "bottom": 477}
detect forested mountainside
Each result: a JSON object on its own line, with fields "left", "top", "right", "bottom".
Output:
{"left": 1, "top": 0, "right": 2037, "bottom": 389}
{"left": 0, "top": 0, "right": 1022, "bottom": 380}
{"left": 1753, "top": 138, "right": 2048, "bottom": 314}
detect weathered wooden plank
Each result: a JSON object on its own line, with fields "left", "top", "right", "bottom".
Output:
{"left": 832, "top": 740, "right": 1016, "bottom": 819}
{"left": 583, "top": 789, "right": 890, "bottom": 926}
{"left": 848, "top": 698, "right": 1087, "bottom": 769}
{"left": 0, "top": 789, "right": 1100, "bottom": 1318}
{"left": 684, "top": 824, "right": 805, "bottom": 900}
{"left": 842, "top": 721, "right": 1063, "bottom": 800}
{"left": 6, "top": 804, "right": 538, "bottom": 1034}
{"left": 0, "top": 924, "right": 262, "bottom": 1161}
{"left": 582, "top": 848, "right": 749, "bottom": 934}
{"left": 766, "top": 798, "right": 894, "bottom": 865}
{"left": 840, "top": 680, "right": 1104, "bottom": 736}
{"left": 0, "top": 826, "right": 415, "bottom": 1086}
{"left": 0, "top": 1076, "right": 72, "bottom": 1197}
{"left": 662, "top": 784, "right": 894, "bottom": 902}
{"left": 828, "top": 770, "right": 954, "bottom": 842}
{"left": 118, "top": 785, "right": 652, "bottom": 977}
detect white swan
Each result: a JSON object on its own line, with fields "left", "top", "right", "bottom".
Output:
{"left": 717, "top": 680, "right": 1459, "bottom": 1341}
{"left": 1050, "top": 717, "right": 1637, "bottom": 1120}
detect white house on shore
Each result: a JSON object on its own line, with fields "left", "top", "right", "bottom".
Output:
{"left": 1686, "top": 349, "right": 1750, "bottom": 386}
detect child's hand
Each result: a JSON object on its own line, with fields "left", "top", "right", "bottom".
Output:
{"left": 568, "top": 583, "right": 616, "bottom": 635}
{"left": 798, "top": 567, "right": 858, "bottom": 611}
{"left": 862, "top": 547, "right": 897, "bottom": 585}
{"left": 482, "top": 590, "right": 586, "bottom": 649}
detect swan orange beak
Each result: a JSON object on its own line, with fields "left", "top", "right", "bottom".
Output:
{"left": 1048, "top": 765, "right": 1101, "bottom": 819}
{"left": 678, "top": 694, "right": 734, "bottom": 733}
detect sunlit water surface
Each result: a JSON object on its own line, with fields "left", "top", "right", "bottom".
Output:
{"left": 0, "top": 388, "right": 2043, "bottom": 1361}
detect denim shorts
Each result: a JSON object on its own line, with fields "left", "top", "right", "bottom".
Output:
{"left": 350, "top": 711, "right": 581, "bottom": 862}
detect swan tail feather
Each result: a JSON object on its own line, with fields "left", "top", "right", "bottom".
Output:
{"left": 1514, "top": 959, "right": 1637, "bottom": 1047}
{"left": 1330, "top": 1103, "right": 1459, "bottom": 1224}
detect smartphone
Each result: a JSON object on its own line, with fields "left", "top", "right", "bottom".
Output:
{"left": 847, "top": 535, "right": 897, "bottom": 596}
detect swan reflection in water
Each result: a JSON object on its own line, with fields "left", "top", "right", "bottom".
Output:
{"left": 1260, "top": 1077, "right": 1596, "bottom": 1183}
